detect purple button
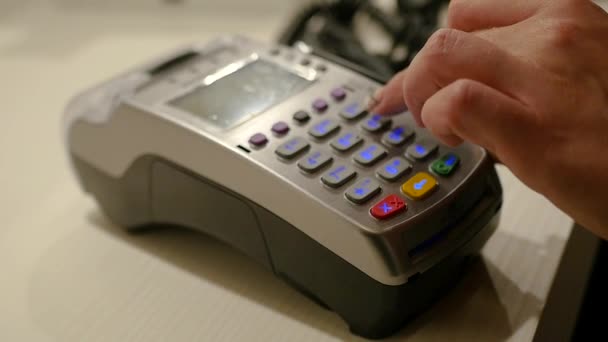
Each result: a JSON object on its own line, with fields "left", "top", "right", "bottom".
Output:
{"left": 249, "top": 133, "right": 268, "bottom": 147}
{"left": 331, "top": 88, "right": 347, "bottom": 101}
{"left": 271, "top": 121, "right": 290, "bottom": 135}
{"left": 312, "top": 99, "right": 329, "bottom": 112}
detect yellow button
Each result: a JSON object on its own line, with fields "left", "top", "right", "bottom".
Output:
{"left": 401, "top": 172, "right": 438, "bottom": 200}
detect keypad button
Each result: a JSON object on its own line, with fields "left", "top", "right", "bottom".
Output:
{"left": 401, "top": 172, "right": 438, "bottom": 200}
{"left": 275, "top": 137, "right": 310, "bottom": 159}
{"left": 370, "top": 194, "right": 407, "bottom": 220}
{"left": 406, "top": 140, "right": 439, "bottom": 160}
{"left": 271, "top": 121, "right": 290, "bottom": 135}
{"left": 298, "top": 151, "right": 333, "bottom": 173}
{"left": 340, "top": 102, "right": 368, "bottom": 120}
{"left": 431, "top": 153, "right": 460, "bottom": 176}
{"left": 312, "top": 98, "right": 329, "bottom": 113}
{"left": 321, "top": 165, "right": 357, "bottom": 188}
{"left": 345, "top": 178, "right": 381, "bottom": 204}
{"left": 361, "top": 114, "right": 392, "bottom": 132}
{"left": 382, "top": 126, "right": 415, "bottom": 147}
{"left": 376, "top": 157, "right": 412, "bottom": 182}
{"left": 330, "top": 132, "right": 364, "bottom": 152}
{"left": 331, "top": 87, "right": 347, "bottom": 102}
{"left": 308, "top": 119, "right": 340, "bottom": 139}
{"left": 293, "top": 110, "right": 311, "bottom": 123}
{"left": 353, "top": 143, "right": 387, "bottom": 166}
{"left": 248, "top": 133, "right": 268, "bottom": 147}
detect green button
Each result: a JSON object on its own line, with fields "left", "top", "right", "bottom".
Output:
{"left": 431, "top": 153, "right": 460, "bottom": 176}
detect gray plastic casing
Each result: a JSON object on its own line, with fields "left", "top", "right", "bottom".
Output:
{"left": 64, "top": 35, "right": 502, "bottom": 286}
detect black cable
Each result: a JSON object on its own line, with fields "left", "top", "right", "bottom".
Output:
{"left": 277, "top": 0, "right": 448, "bottom": 80}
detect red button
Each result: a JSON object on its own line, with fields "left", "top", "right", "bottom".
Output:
{"left": 370, "top": 194, "right": 407, "bottom": 220}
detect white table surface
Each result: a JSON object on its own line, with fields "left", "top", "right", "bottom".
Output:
{"left": 4, "top": 1, "right": 600, "bottom": 341}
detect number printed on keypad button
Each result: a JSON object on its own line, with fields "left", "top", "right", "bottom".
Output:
{"left": 377, "top": 157, "right": 412, "bottom": 181}
{"left": 298, "top": 151, "right": 333, "bottom": 173}
{"left": 354, "top": 143, "right": 387, "bottom": 166}
{"left": 309, "top": 119, "right": 340, "bottom": 139}
{"left": 330, "top": 132, "right": 364, "bottom": 152}
{"left": 275, "top": 137, "right": 310, "bottom": 159}
{"left": 345, "top": 177, "right": 381, "bottom": 204}
{"left": 361, "top": 114, "right": 391, "bottom": 133}
{"left": 322, "top": 165, "right": 357, "bottom": 188}
{"left": 406, "top": 140, "right": 438, "bottom": 160}
{"left": 382, "top": 126, "right": 414, "bottom": 146}
{"left": 402, "top": 172, "right": 438, "bottom": 200}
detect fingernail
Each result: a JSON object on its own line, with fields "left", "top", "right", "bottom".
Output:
{"left": 366, "top": 87, "right": 384, "bottom": 110}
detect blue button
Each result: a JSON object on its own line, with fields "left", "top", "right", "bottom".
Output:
{"left": 321, "top": 164, "right": 357, "bottom": 188}
{"left": 340, "top": 102, "right": 368, "bottom": 120}
{"left": 308, "top": 119, "right": 340, "bottom": 139}
{"left": 382, "top": 126, "right": 414, "bottom": 146}
{"left": 406, "top": 140, "right": 438, "bottom": 160}
{"left": 353, "top": 143, "right": 387, "bottom": 166}
{"left": 271, "top": 121, "right": 290, "bottom": 135}
{"left": 376, "top": 157, "right": 412, "bottom": 182}
{"left": 330, "top": 132, "right": 364, "bottom": 152}
{"left": 275, "top": 137, "right": 310, "bottom": 159}
{"left": 297, "top": 151, "right": 333, "bottom": 173}
{"left": 312, "top": 98, "right": 329, "bottom": 112}
{"left": 361, "top": 114, "right": 392, "bottom": 132}
{"left": 345, "top": 177, "right": 382, "bottom": 204}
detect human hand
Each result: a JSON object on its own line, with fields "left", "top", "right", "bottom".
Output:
{"left": 368, "top": 0, "right": 608, "bottom": 238}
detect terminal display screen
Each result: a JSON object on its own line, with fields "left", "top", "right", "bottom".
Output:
{"left": 170, "top": 60, "right": 312, "bottom": 128}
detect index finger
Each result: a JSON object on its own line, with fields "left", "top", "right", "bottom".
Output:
{"left": 366, "top": 69, "right": 408, "bottom": 117}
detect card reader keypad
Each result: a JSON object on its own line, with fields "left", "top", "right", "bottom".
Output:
{"left": 251, "top": 80, "right": 472, "bottom": 224}
{"left": 129, "top": 40, "right": 484, "bottom": 232}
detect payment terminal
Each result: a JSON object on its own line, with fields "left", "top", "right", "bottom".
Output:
{"left": 64, "top": 35, "right": 502, "bottom": 339}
